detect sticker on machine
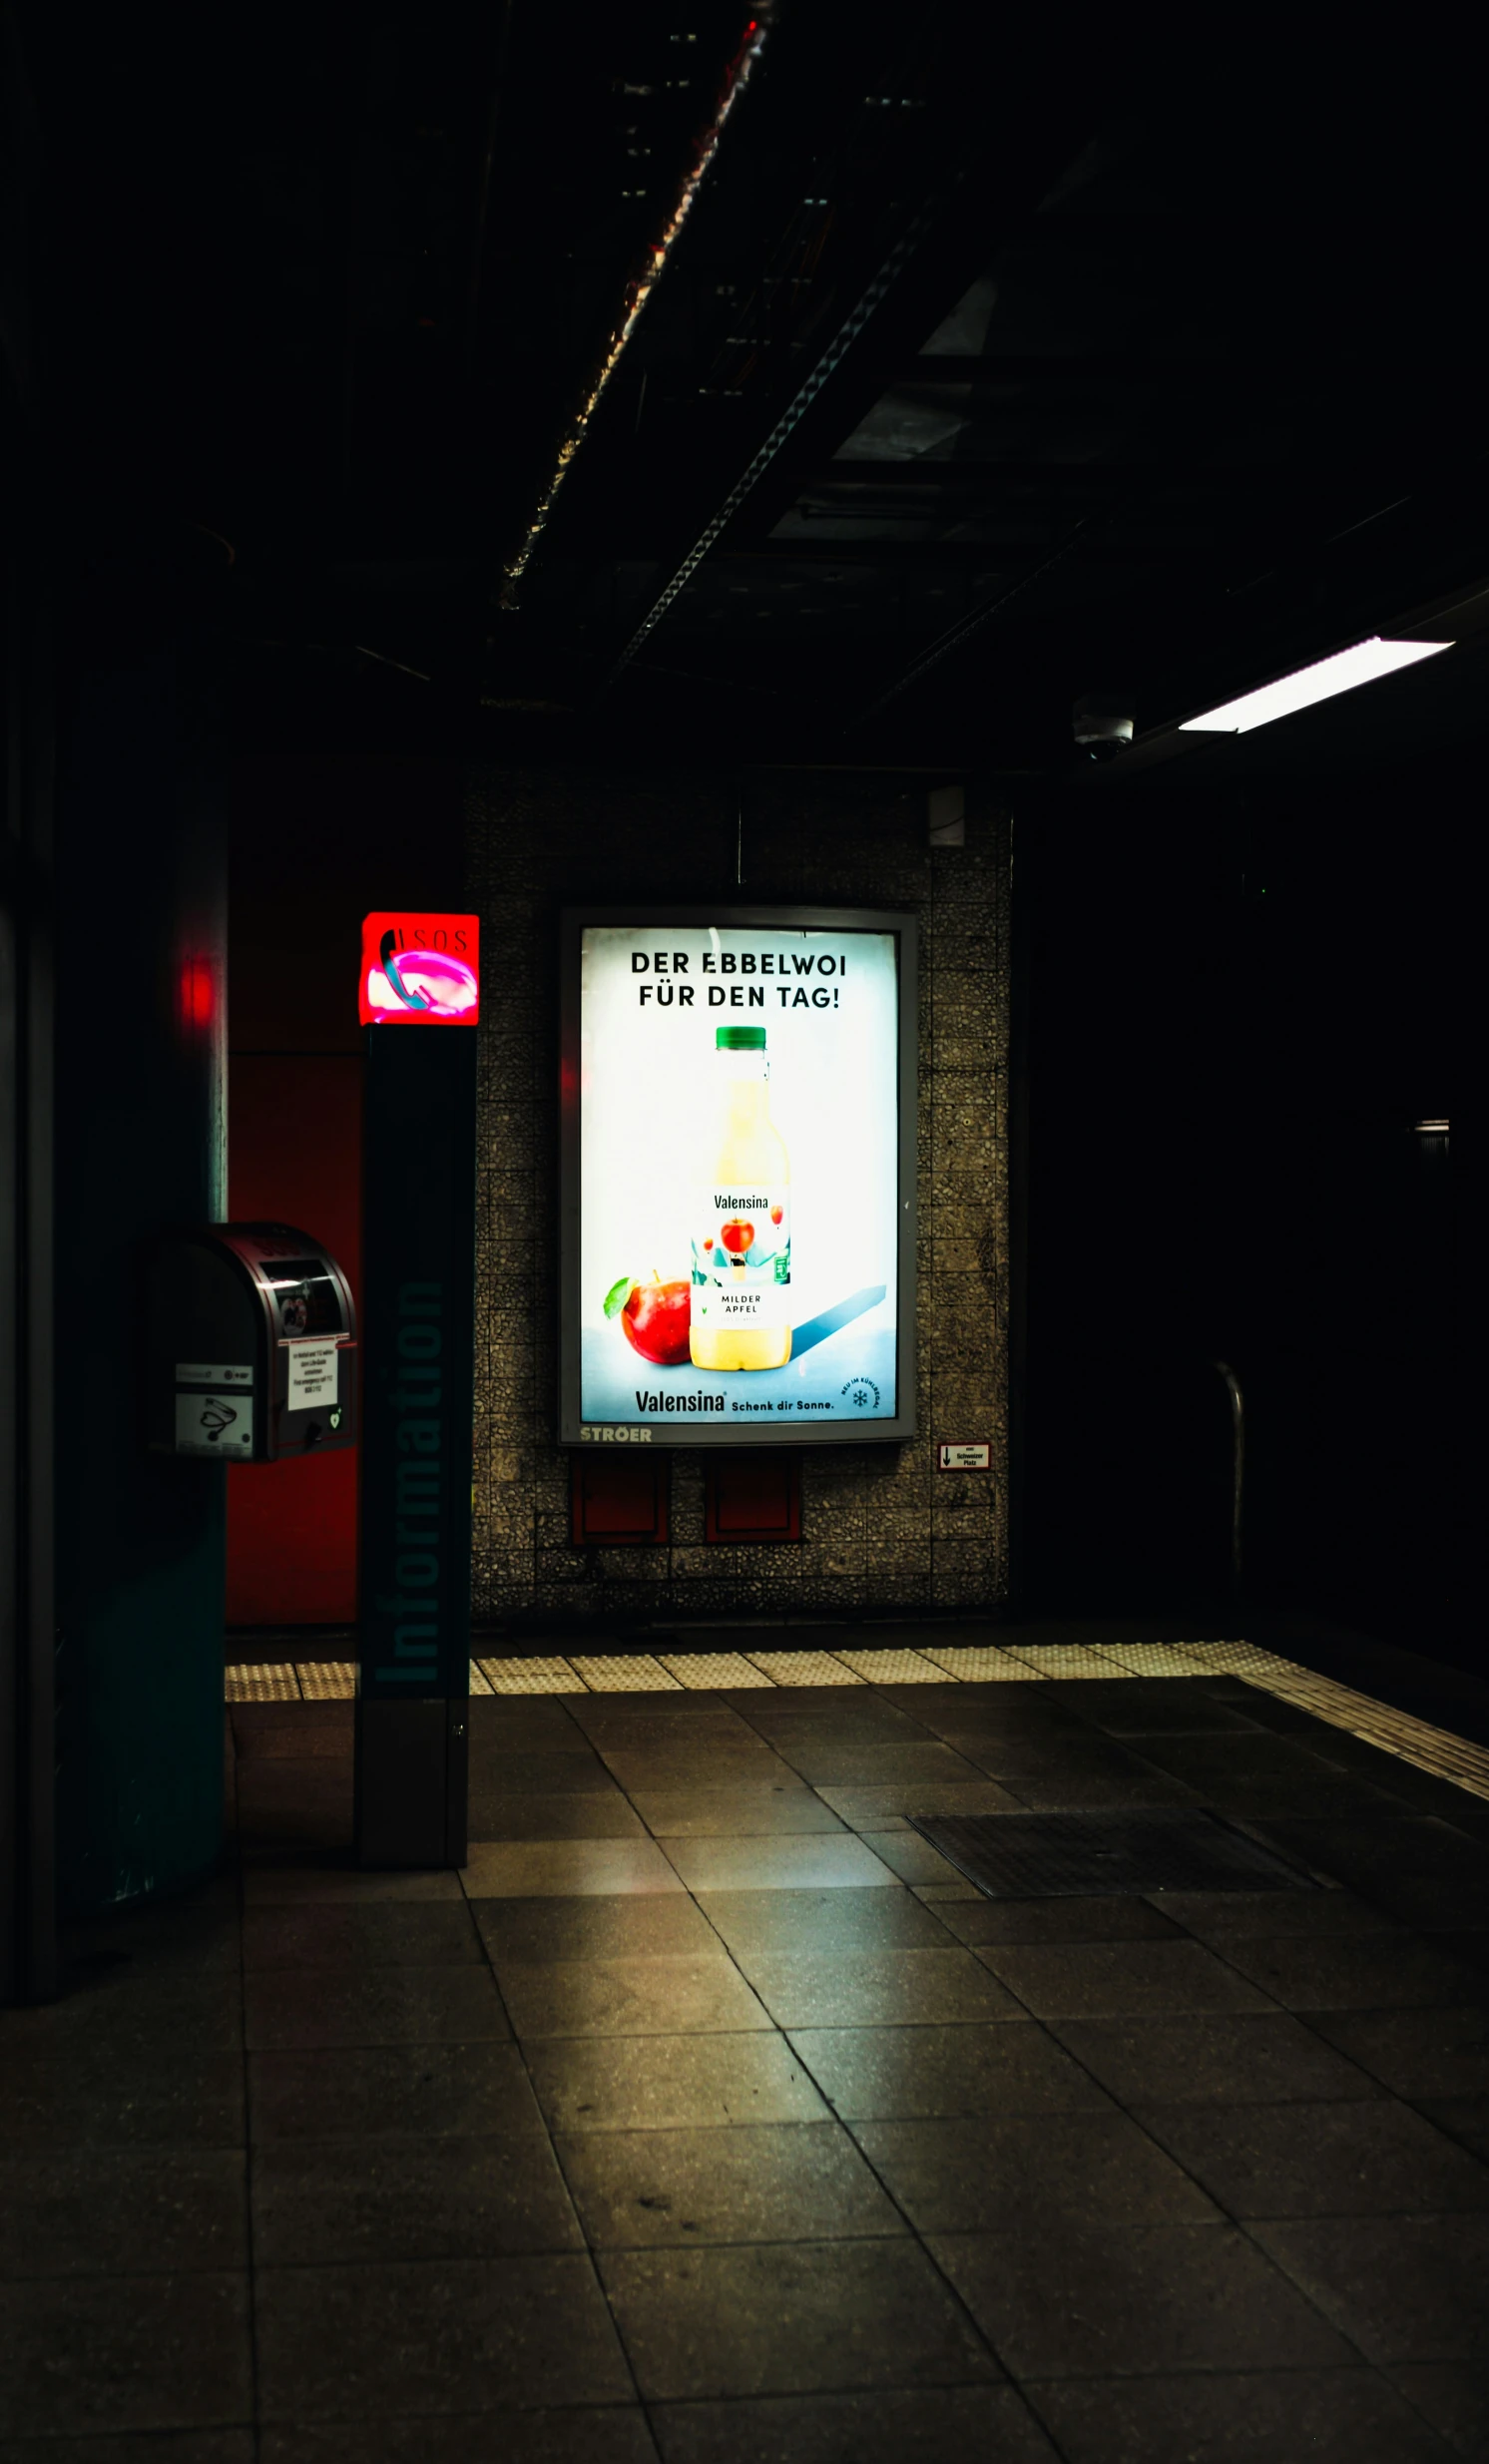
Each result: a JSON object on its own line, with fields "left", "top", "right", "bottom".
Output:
{"left": 175, "top": 1391, "right": 253, "bottom": 1454}
{"left": 176, "top": 1362, "right": 252, "bottom": 1386}
{"left": 285, "top": 1337, "right": 340, "bottom": 1409}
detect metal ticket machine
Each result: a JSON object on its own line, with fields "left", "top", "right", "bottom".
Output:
{"left": 148, "top": 1225, "right": 358, "bottom": 1464}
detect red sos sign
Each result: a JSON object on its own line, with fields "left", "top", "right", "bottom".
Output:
{"left": 360, "top": 913, "right": 480, "bottom": 1027}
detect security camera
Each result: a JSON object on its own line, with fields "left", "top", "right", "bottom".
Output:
{"left": 1072, "top": 693, "right": 1134, "bottom": 761}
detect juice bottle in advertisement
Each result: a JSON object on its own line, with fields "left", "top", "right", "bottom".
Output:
{"left": 690, "top": 1024, "right": 791, "bottom": 1370}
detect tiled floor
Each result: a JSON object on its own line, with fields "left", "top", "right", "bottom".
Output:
{"left": 5, "top": 1656, "right": 1489, "bottom": 2457}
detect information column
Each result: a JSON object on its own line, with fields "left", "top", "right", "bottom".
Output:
{"left": 355, "top": 912, "right": 479, "bottom": 1867}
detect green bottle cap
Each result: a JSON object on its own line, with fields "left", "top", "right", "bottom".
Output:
{"left": 716, "top": 1026, "right": 766, "bottom": 1050}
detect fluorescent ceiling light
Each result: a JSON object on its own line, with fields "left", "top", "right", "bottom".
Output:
{"left": 1180, "top": 636, "right": 1453, "bottom": 736}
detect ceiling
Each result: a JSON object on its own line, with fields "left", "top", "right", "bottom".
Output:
{"left": 16, "top": 2, "right": 1489, "bottom": 775}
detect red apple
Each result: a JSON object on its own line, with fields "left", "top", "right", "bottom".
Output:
{"left": 769, "top": 1205, "right": 783, "bottom": 1226}
{"left": 613, "top": 1274, "right": 692, "bottom": 1366}
{"left": 721, "top": 1220, "right": 754, "bottom": 1255}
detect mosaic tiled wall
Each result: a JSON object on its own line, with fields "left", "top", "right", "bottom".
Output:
{"left": 464, "top": 767, "right": 1010, "bottom": 1627}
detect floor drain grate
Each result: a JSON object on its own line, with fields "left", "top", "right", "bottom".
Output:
{"left": 905, "top": 1807, "right": 1319, "bottom": 1898}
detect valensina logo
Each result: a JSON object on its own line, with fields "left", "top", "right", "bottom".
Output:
{"left": 635, "top": 1390, "right": 727, "bottom": 1414}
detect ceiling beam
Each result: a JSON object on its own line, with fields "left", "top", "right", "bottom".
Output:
{"left": 797, "top": 460, "right": 1299, "bottom": 490}
{"left": 894, "top": 353, "right": 1410, "bottom": 386}
{"left": 715, "top": 538, "right": 1147, "bottom": 564}
{"left": 530, "top": 532, "right": 1189, "bottom": 568}
{"left": 585, "top": 54, "right": 1108, "bottom": 709}
{"left": 587, "top": 173, "right": 989, "bottom": 701}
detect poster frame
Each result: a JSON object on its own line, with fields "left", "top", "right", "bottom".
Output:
{"left": 558, "top": 904, "right": 918, "bottom": 1448}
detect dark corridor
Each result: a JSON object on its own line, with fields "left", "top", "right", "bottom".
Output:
{"left": 1018, "top": 746, "right": 1461, "bottom": 1662}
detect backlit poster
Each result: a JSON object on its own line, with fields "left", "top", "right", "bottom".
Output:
{"left": 559, "top": 908, "right": 917, "bottom": 1446}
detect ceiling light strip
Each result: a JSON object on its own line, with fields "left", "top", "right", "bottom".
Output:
{"left": 500, "top": 10, "right": 773, "bottom": 604}
{"left": 1179, "top": 636, "right": 1452, "bottom": 736}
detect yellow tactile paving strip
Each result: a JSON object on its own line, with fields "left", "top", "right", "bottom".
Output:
{"left": 222, "top": 1640, "right": 1489, "bottom": 1804}
{"left": 833, "top": 1649, "right": 950, "bottom": 1684}
{"left": 1005, "top": 1644, "right": 1132, "bottom": 1681}
{"left": 1095, "top": 1641, "right": 1227, "bottom": 1677}
{"left": 743, "top": 1651, "right": 864, "bottom": 1685}
{"left": 295, "top": 1661, "right": 357, "bottom": 1702}
{"left": 227, "top": 1663, "right": 302, "bottom": 1702}
{"left": 921, "top": 1647, "right": 1041, "bottom": 1681}
{"left": 477, "top": 1657, "right": 589, "bottom": 1695}
{"left": 568, "top": 1654, "right": 681, "bottom": 1692}
{"left": 658, "top": 1653, "right": 776, "bottom": 1690}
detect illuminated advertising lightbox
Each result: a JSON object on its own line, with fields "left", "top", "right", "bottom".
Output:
{"left": 559, "top": 908, "right": 917, "bottom": 1446}
{"left": 359, "top": 913, "right": 480, "bottom": 1026}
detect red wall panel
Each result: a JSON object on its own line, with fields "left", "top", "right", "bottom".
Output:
{"left": 571, "top": 1455, "right": 670, "bottom": 1546}
{"left": 227, "top": 755, "right": 463, "bottom": 1628}
{"left": 704, "top": 1452, "right": 802, "bottom": 1541}
{"left": 226, "top": 1054, "right": 363, "bottom": 1626}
